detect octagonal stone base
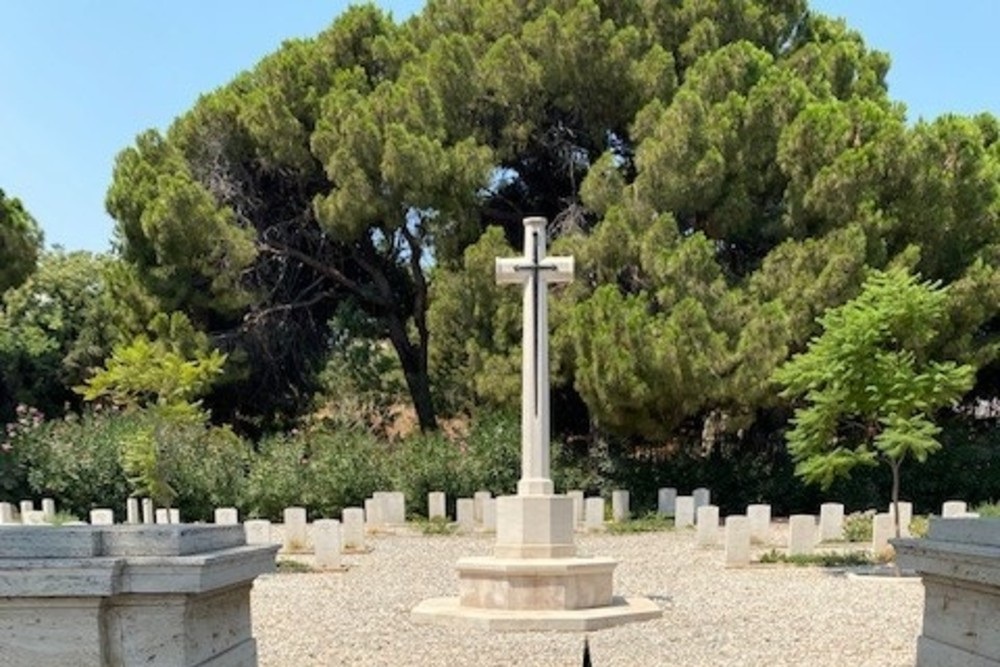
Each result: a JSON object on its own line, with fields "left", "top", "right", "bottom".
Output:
{"left": 458, "top": 556, "right": 615, "bottom": 610}
{"left": 411, "top": 595, "right": 662, "bottom": 631}
{"left": 411, "top": 555, "right": 662, "bottom": 631}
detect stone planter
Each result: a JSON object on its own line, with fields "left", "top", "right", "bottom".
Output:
{"left": 0, "top": 524, "right": 278, "bottom": 666}
{"left": 894, "top": 517, "right": 1000, "bottom": 666}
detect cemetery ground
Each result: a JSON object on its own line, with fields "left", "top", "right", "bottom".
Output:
{"left": 252, "top": 525, "right": 921, "bottom": 667}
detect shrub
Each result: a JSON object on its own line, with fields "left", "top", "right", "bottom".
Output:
{"left": 244, "top": 425, "right": 390, "bottom": 521}
{"left": 3, "top": 406, "right": 251, "bottom": 521}
{"left": 605, "top": 512, "right": 673, "bottom": 534}
{"left": 843, "top": 511, "right": 875, "bottom": 542}
{"left": 391, "top": 431, "right": 464, "bottom": 517}
{"left": 758, "top": 549, "right": 875, "bottom": 567}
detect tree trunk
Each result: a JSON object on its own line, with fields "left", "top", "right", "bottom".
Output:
{"left": 384, "top": 311, "right": 438, "bottom": 432}
{"left": 890, "top": 458, "right": 901, "bottom": 539}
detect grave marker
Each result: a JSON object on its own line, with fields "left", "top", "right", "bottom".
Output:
{"left": 675, "top": 496, "right": 695, "bottom": 528}
{"left": 725, "top": 515, "right": 751, "bottom": 567}
{"left": 658, "top": 488, "right": 677, "bottom": 516}
{"left": 696, "top": 505, "right": 720, "bottom": 547}
{"left": 819, "top": 502, "right": 844, "bottom": 541}
{"left": 788, "top": 515, "right": 816, "bottom": 556}
{"left": 313, "top": 519, "right": 342, "bottom": 569}
{"left": 283, "top": 507, "right": 308, "bottom": 552}
{"left": 612, "top": 490, "right": 630, "bottom": 522}
{"left": 342, "top": 507, "right": 365, "bottom": 551}
{"left": 747, "top": 504, "right": 771, "bottom": 544}
{"left": 428, "top": 491, "right": 447, "bottom": 520}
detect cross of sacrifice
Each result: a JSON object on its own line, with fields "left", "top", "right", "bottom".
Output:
{"left": 495, "top": 217, "right": 574, "bottom": 496}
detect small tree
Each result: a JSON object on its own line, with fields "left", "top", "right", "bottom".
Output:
{"left": 78, "top": 312, "right": 225, "bottom": 515}
{"left": 773, "top": 268, "right": 975, "bottom": 538}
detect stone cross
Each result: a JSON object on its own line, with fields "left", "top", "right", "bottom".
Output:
{"left": 496, "top": 216, "right": 573, "bottom": 496}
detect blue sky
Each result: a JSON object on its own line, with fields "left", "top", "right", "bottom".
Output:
{"left": 2, "top": 1, "right": 998, "bottom": 253}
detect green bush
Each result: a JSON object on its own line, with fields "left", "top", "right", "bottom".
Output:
{"left": 244, "top": 425, "right": 390, "bottom": 521}
{"left": 758, "top": 549, "right": 875, "bottom": 567}
{"left": 843, "top": 511, "right": 875, "bottom": 542}
{"left": 605, "top": 512, "right": 673, "bottom": 534}
{"left": 459, "top": 409, "right": 520, "bottom": 495}
{"left": 391, "top": 431, "right": 464, "bottom": 517}
{"left": 973, "top": 501, "right": 1000, "bottom": 517}
{"left": 3, "top": 406, "right": 251, "bottom": 521}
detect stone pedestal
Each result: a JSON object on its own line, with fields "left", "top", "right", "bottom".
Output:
{"left": 895, "top": 518, "right": 1000, "bottom": 666}
{"left": 0, "top": 524, "right": 277, "bottom": 666}
{"left": 413, "top": 494, "right": 661, "bottom": 631}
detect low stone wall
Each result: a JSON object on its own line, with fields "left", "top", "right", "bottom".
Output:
{"left": 895, "top": 517, "right": 1000, "bottom": 666}
{"left": 0, "top": 524, "right": 278, "bottom": 666}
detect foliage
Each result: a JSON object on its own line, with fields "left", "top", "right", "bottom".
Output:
{"left": 774, "top": 268, "right": 976, "bottom": 533}
{"left": 604, "top": 512, "right": 673, "bottom": 534}
{"left": 0, "top": 188, "right": 42, "bottom": 295}
{"left": 77, "top": 311, "right": 227, "bottom": 508}
{"left": 1, "top": 405, "right": 250, "bottom": 521}
{"left": 757, "top": 549, "right": 875, "bottom": 567}
{"left": 0, "top": 250, "right": 129, "bottom": 421}
{"left": 842, "top": 511, "right": 874, "bottom": 543}
{"left": 275, "top": 559, "right": 316, "bottom": 574}
{"left": 414, "top": 516, "right": 458, "bottom": 535}
{"left": 244, "top": 426, "right": 390, "bottom": 521}
{"left": 973, "top": 502, "right": 1000, "bottom": 518}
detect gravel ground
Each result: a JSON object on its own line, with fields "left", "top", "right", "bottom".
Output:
{"left": 251, "top": 528, "right": 923, "bottom": 667}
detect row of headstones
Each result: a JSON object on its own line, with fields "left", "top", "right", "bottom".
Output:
{"left": 702, "top": 499, "right": 981, "bottom": 567}
{"left": 0, "top": 498, "right": 183, "bottom": 525}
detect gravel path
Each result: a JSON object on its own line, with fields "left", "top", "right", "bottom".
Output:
{"left": 251, "top": 529, "right": 922, "bottom": 666}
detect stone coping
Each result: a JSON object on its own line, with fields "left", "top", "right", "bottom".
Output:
{"left": 411, "top": 595, "right": 662, "bottom": 631}
{"left": 0, "top": 524, "right": 247, "bottom": 558}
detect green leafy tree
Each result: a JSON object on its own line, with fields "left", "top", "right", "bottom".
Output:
{"left": 774, "top": 268, "right": 975, "bottom": 536}
{"left": 0, "top": 189, "right": 42, "bottom": 295}
{"left": 78, "top": 312, "right": 226, "bottom": 511}
{"left": 0, "top": 251, "right": 129, "bottom": 420}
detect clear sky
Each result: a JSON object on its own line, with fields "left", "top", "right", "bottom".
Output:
{"left": 2, "top": 1, "right": 998, "bottom": 253}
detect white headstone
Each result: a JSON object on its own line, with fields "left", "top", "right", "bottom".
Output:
{"left": 888, "top": 501, "right": 913, "bottom": 537}
{"left": 155, "top": 508, "right": 169, "bottom": 524}
{"left": 611, "top": 490, "right": 630, "bottom": 522}
{"left": 456, "top": 498, "right": 475, "bottom": 532}
{"left": 872, "top": 512, "right": 893, "bottom": 553}
{"left": 428, "top": 492, "right": 447, "bottom": 520}
{"left": 0, "top": 502, "right": 14, "bottom": 524}
{"left": 658, "top": 488, "right": 677, "bottom": 516}
{"left": 585, "top": 497, "right": 605, "bottom": 529}
{"left": 819, "top": 502, "right": 845, "bottom": 542}
{"left": 364, "top": 498, "right": 378, "bottom": 526}
{"left": 342, "top": 507, "right": 365, "bottom": 551}
{"left": 696, "top": 505, "right": 720, "bottom": 547}
{"left": 19, "top": 500, "right": 33, "bottom": 516}
{"left": 567, "top": 490, "right": 585, "bottom": 526}
{"left": 141, "top": 498, "right": 154, "bottom": 524}
{"left": 692, "top": 488, "right": 711, "bottom": 517}
{"left": 747, "top": 504, "right": 771, "bottom": 544}
{"left": 474, "top": 491, "right": 492, "bottom": 524}
{"left": 21, "top": 510, "right": 47, "bottom": 525}
{"left": 214, "top": 507, "right": 239, "bottom": 525}
{"left": 169, "top": 508, "right": 180, "bottom": 524}
{"left": 313, "top": 519, "right": 342, "bottom": 569}
{"left": 126, "top": 497, "right": 140, "bottom": 524}
{"left": 942, "top": 500, "right": 968, "bottom": 518}
{"left": 89, "top": 508, "right": 114, "bottom": 525}
{"left": 495, "top": 216, "right": 573, "bottom": 496}
{"left": 244, "top": 519, "right": 272, "bottom": 545}
{"left": 482, "top": 498, "right": 497, "bottom": 532}
{"left": 675, "top": 496, "right": 695, "bottom": 528}
{"left": 283, "top": 506, "right": 308, "bottom": 552}
{"left": 788, "top": 515, "right": 816, "bottom": 556}
{"left": 725, "top": 515, "right": 751, "bottom": 567}
{"left": 41, "top": 498, "right": 56, "bottom": 521}
{"left": 376, "top": 492, "right": 405, "bottom": 525}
